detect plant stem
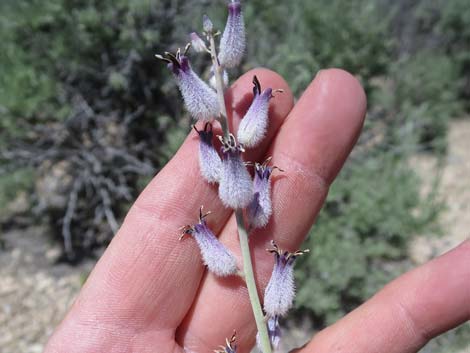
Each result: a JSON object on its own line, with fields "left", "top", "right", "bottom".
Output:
{"left": 236, "top": 210, "right": 272, "bottom": 353}
{"left": 209, "top": 34, "right": 229, "bottom": 135}
{"left": 208, "top": 33, "right": 272, "bottom": 353}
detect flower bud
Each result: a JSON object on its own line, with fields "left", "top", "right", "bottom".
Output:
{"left": 263, "top": 242, "right": 309, "bottom": 317}
{"left": 256, "top": 315, "right": 281, "bottom": 351}
{"left": 203, "top": 14, "right": 214, "bottom": 33}
{"left": 237, "top": 76, "right": 273, "bottom": 148}
{"left": 190, "top": 32, "right": 208, "bottom": 53}
{"left": 194, "top": 123, "right": 222, "bottom": 184}
{"left": 247, "top": 158, "right": 280, "bottom": 229}
{"left": 218, "top": 134, "right": 253, "bottom": 209}
{"left": 181, "top": 208, "right": 237, "bottom": 277}
{"left": 156, "top": 50, "right": 219, "bottom": 121}
{"left": 218, "top": 0, "right": 245, "bottom": 68}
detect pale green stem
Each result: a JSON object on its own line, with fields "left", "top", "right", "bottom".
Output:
{"left": 236, "top": 211, "right": 272, "bottom": 353}
{"left": 208, "top": 33, "right": 272, "bottom": 353}
{"left": 209, "top": 34, "right": 229, "bottom": 135}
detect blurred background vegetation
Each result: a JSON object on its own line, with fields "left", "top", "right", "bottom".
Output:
{"left": 0, "top": 0, "right": 469, "bottom": 351}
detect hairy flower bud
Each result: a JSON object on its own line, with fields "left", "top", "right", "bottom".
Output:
{"left": 237, "top": 76, "right": 275, "bottom": 148}
{"left": 203, "top": 14, "right": 214, "bottom": 33}
{"left": 247, "top": 158, "right": 281, "bottom": 229}
{"left": 194, "top": 123, "right": 222, "bottom": 183}
{"left": 215, "top": 332, "right": 237, "bottom": 353}
{"left": 263, "top": 242, "right": 309, "bottom": 317}
{"left": 190, "top": 32, "right": 208, "bottom": 53}
{"left": 256, "top": 316, "right": 281, "bottom": 351}
{"left": 218, "top": 134, "right": 253, "bottom": 209}
{"left": 156, "top": 49, "right": 219, "bottom": 121}
{"left": 218, "top": 0, "right": 245, "bottom": 68}
{"left": 181, "top": 208, "right": 237, "bottom": 277}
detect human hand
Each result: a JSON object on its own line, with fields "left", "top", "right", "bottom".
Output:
{"left": 44, "top": 68, "right": 469, "bottom": 353}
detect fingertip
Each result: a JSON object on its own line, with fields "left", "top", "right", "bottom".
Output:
{"left": 274, "top": 68, "right": 367, "bottom": 185}
{"left": 313, "top": 68, "right": 367, "bottom": 127}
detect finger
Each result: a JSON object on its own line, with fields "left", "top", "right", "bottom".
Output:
{"left": 297, "top": 239, "right": 470, "bottom": 353}
{"left": 177, "top": 69, "right": 367, "bottom": 352}
{"left": 44, "top": 69, "right": 294, "bottom": 353}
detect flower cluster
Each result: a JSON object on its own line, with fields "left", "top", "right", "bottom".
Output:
{"left": 157, "top": 1, "right": 309, "bottom": 352}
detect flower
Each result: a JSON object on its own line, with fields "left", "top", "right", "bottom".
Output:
{"left": 263, "top": 241, "right": 309, "bottom": 317}
{"left": 203, "top": 14, "right": 214, "bottom": 33}
{"left": 247, "top": 157, "right": 282, "bottom": 229}
{"left": 256, "top": 315, "right": 281, "bottom": 351}
{"left": 180, "top": 207, "right": 237, "bottom": 277}
{"left": 218, "top": 0, "right": 246, "bottom": 68}
{"left": 190, "top": 32, "right": 208, "bottom": 53}
{"left": 194, "top": 123, "right": 222, "bottom": 184}
{"left": 237, "top": 76, "right": 278, "bottom": 148}
{"left": 156, "top": 47, "right": 219, "bottom": 121}
{"left": 218, "top": 134, "right": 253, "bottom": 209}
{"left": 215, "top": 331, "right": 237, "bottom": 353}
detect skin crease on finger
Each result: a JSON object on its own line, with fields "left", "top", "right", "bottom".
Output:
{"left": 177, "top": 69, "right": 367, "bottom": 353}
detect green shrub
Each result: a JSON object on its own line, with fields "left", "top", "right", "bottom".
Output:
{"left": 241, "top": 0, "right": 392, "bottom": 95}
{"left": 416, "top": 0, "right": 470, "bottom": 110}
{"left": 295, "top": 150, "right": 438, "bottom": 324}
{"left": 373, "top": 52, "right": 463, "bottom": 152}
{"left": 0, "top": 0, "right": 209, "bottom": 257}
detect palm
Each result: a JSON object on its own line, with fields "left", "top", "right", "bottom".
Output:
{"left": 45, "top": 69, "right": 469, "bottom": 353}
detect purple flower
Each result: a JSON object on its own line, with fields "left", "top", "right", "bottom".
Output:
{"left": 237, "top": 76, "right": 274, "bottom": 148}
{"left": 215, "top": 332, "right": 237, "bottom": 353}
{"left": 218, "top": 0, "right": 245, "bottom": 68}
{"left": 156, "top": 49, "right": 219, "bottom": 121}
{"left": 203, "top": 14, "right": 214, "bottom": 33}
{"left": 218, "top": 134, "right": 253, "bottom": 209}
{"left": 247, "top": 158, "right": 282, "bottom": 229}
{"left": 181, "top": 207, "right": 237, "bottom": 277}
{"left": 256, "top": 315, "right": 281, "bottom": 351}
{"left": 194, "top": 123, "right": 222, "bottom": 184}
{"left": 190, "top": 32, "right": 208, "bottom": 53}
{"left": 263, "top": 242, "right": 309, "bottom": 317}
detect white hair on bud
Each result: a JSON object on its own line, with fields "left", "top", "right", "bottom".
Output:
{"left": 237, "top": 86, "right": 272, "bottom": 148}
{"left": 264, "top": 243, "right": 308, "bottom": 317}
{"left": 218, "top": 135, "right": 253, "bottom": 209}
{"left": 175, "top": 65, "right": 219, "bottom": 121}
{"left": 218, "top": 0, "right": 245, "bottom": 68}
{"left": 247, "top": 163, "right": 273, "bottom": 228}
{"left": 184, "top": 212, "right": 238, "bottom": 277}
{"left": 195, "top": 123, "right": 222, "bottom": 183}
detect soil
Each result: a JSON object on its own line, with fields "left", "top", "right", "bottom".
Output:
{"left": 1, "top": 120, "right": 469, "bottom": 353}
{"left": 0, "top": 227, "right": 95, "bottom": 353}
